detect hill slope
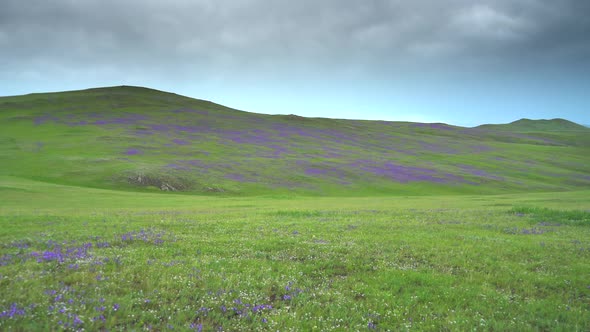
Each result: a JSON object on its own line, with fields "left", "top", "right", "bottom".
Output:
{"left": 477, "top": 118, "right": 590, "bottom": 132}
{"left": 1, "top": 86, "right": 589, "bottom": 195}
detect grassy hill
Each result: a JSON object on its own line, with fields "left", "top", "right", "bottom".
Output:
{"left": 477, "top": 118, "right": 590, "bottom": 132}
{"left": 1, "top": 86, "right": 589, "bottom": 195}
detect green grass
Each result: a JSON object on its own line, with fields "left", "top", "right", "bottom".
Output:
{"left": 1, "top": 178, "right": 589, "bottom": 330}
{"left": 1, "top": 86, "right": 589, "bottom": 195}
{"left": 511, "top": 206, "right": 590, "bottom": 226}
{"left": 1, "top": 86, "right": 589, "bottom": 330}
{"left": 478, "top": 118, "right": 590, "bottom": 132}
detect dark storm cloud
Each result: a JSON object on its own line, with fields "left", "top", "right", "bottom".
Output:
{"left": 1, "top": 0, "right": 589, "bottom": 80}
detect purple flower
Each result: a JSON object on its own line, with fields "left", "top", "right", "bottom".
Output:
{"left": 252, "top": 304, "right": 272, "bottom": 313}
{"left": 172, "top": 139, "right": 190, "bottom": 145}
{"left": 113, "top": 303, "right": 120, "bottom": 311}
{"left": 125, "top": 148, "right": 141, "bottom": 156}
{"left": 73, "top": 315, "right": 83, "bottom": 326}
{"left": 225, "top": 173, "right": 245, "bottom": 182}
{"left": 0, "top": 303, "right": 26, "bottom": 318}
{"left": 190, "top": 323, "right": 203, "bottom": 332}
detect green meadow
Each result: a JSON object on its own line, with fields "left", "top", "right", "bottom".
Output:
{"left": 1, "top": 178, "right": 590, "bottom": 331}
{"left": 1, "top": 87, "right": 590, "bottom": 330}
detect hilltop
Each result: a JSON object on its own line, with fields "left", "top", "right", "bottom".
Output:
{"left": 1, "top": 86, "right": 589, "bottom": 195}
{"left": 477, "top": 118, "right": 590, "bottom": 132}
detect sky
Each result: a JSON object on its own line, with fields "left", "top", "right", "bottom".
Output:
{"left": 1, "top": 0, "right": 589, "bottom": 126}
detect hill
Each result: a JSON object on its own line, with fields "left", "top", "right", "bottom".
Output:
{"left": 477, "top": 118, "right": 590, "bottom": 132}
{"left": 1, "top": 86, "right": 589, "bottom": 195}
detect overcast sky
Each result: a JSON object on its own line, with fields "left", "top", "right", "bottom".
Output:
{"left": 1, "top": 0, "right": 589, "bottom": 126}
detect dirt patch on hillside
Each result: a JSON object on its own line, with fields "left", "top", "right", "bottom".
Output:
{"left": 123, "top": 171, "right": 195, "bottom": 191}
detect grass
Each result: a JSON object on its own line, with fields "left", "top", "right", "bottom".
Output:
{"left": 1, "top": 86, "right": 589, "bottom": 195}
{"left": 511, "top": 206, "right": 590, "bottom": 226}
{"left": 1, "top": 178, "right": 589, "bottom": 331}
{"left": 477, "top": 118, "right": 590, "bottom": 132}
{"left": 1, "top": 86, "right": 589, "bottom": 330}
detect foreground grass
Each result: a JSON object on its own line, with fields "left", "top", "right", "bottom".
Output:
{"left": 1, "top": 179, "right": 589, "bottom": 331}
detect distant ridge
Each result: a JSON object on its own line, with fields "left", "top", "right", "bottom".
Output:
{"left": 476, "top": 118, "right": 589, "bottom": 132}
{"left": 1, "top": 85, "right": 589, "bottom": 195}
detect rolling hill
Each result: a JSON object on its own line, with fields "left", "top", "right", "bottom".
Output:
{"left": 476, "top": 118, "right": 590, "bottom": 132}
{"left": 1, "top": 85, "right": 589, "bottom": 195}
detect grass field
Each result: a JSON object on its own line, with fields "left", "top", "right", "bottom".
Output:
{"left": 1, "top": 177, "right": 589, "bottom": 331}
{"left": 1, "top": 86, "right": 590, "bottom": 330}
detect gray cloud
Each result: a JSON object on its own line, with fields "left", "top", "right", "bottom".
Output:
{"left": 1, "top": 0, "right": 589, "bottom": 87}
{"left": 0, "top": 0, "right": 590, "bottom": 61}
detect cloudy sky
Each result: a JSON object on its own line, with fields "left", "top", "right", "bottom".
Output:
{"left": 1, "top": 0, "right": 589, "bottom": 126}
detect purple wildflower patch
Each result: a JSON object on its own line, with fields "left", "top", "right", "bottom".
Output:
{"left": 350, "top": 160, "right": 465, "bottom": 183}
{"left": 190, "top": 322, "right": 203, "bottom": 331}
{"left": 8, "top": 240, "right": 30, "bottom": 249}
{"left": 151, "top": 124, "right": 171, "bottom": 131}
{"left": 305, "top": 168, "right": 329, "bottom": 176}
{"left": 0, "top": 254, "right": 15, "bottom": 266}
{"left": 504, "top": 227, "right": 551, "bottom": 235}
{"left": 165, "top": 163, "right": 191, "bottom": 171}
{"left": 225, "top": 173, "right": 245, "bottom": 182}
{"left": 172, "top": 139, "right": 190, "bottom": 145}
{"left": 92, "top": 114, "right": 147, "bottom": 126}
{"left": 457, "top": 164, "right": 504, "bottom": 181}
{"left": 173, "top": 125, "right": 204, "bottom": 133}
{"left": 125, "top": 148, "right": 141, "bottom": 155}
{"left": 266, "top": 144, "right": 290, "bottom": 157}
{"left": 119, "top": 228, "right": 171, "bottom": 245}
{"left": 31, "top": 242, "right": 92, "bottom": 263}
{"left": 469, "top": 145, "right": 493, "bottom": 153}
{"left": 419, "top": 141, "right": 459, "bottom": 154}
{"left": 0, "top": 303, "right": 26, "bottom": 319}
{"left": 520, "top": 228, "right": 550, "bottom": 235}
{"left": 34, "top": 115, "right": 59, "bottom": 125}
